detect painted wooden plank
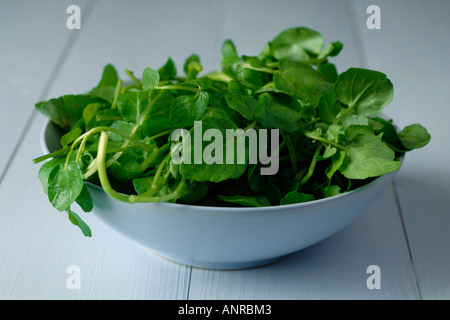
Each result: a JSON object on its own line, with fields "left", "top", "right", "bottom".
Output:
{"left": 189, "top": 185, "right": 419, "bottom": 299}
{"left": 0, "top": 108, "right": 192, "bottom": 300}
{"left": 1, "top": 0, "right": 429, "bottom": 300}
{"left": 0, "top": 0, "right": 90, "bottom": 179}
{"left": 188, "top": 0, "right": 418, "bottom": 299}
{"left": 0, "top": 0, "right": 236, "bottom": 300}
{"left": 47, "top": 0, "right": 228, "bottom": 99}
{"left": 0, "top": 0, "right": 202, "bottom": 299}
{"left": 351, "top": 0, "right": 450, "bottom": 300}
{"left": 23, "top": 0, "right": 228, "bottom": 298}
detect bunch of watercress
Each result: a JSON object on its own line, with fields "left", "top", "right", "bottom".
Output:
{"left": 33, "top": 27, "right": 430, "bottom": 236}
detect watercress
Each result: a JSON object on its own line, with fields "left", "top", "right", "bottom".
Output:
{"left": 33, "top": 27, "right": 430, "bottom": 236}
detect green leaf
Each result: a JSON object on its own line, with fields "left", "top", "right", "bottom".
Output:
{"left": 255, "top": 92, "right": 302, "bottom": 133}
{"left": 321, "top": 145, "right": 337, "bottom": 159}
{"left": 158, "top": 57, "right": 177, "bottom": 80}
{"left": 247, "top": 164, "right": 263, "bottom": 192}
{"left": 85, "top": 108, "right": 120, "bottom": 131}
{"left": 254, "top": 82, "right": 289, "bottom": 95}
{"left": 108, "top": 120, "right": 134, "bottom": 141}
{"left": 300, "top": 104, "right": 316, "bottom": 122}
{"left": 370, "top": 117, "right": 411, "bottom": 153}
{"left": 66, "top": 208, "right": 92, "bottom": 237}
{"left": 325, "top": 150, "right": 345, "bottom": 180}
{"left": 223, "top": 63, "right": 264, "bottom": 91}
{"left": 184, "top": 54, "right": 202, "bottom": 80}
{"left": 179, "top": 181, "right": 209, "bottom": 203}
{"left": 398, "top": 124, "right": 431, "bottom": 150}
{"left": 36, "top": 95, "right": 102, "bottom": 131}
{"left": 224, "top": 80, "right": 259, "bottom": 120}
{"left": 132, "top": 173, "right": 171, "bottom": 196}
{"left": 75, "top": 184, "right": 93, "bottom": 212}
{"left": 261, "top": 184, "right": 282, "bottom": 205}
{"left": 89, "top": 64, "right": 119, "bottom": 103}
{"left": 322, "top": 185, "right": 341, "bottom": 198}
{"left": 142, "top": 67, "right": 160, "bottom": 89}
{"left": 339, "top": 127, "right": 401, "bottom": 179}
{"left": 320, "top": 124, "right": 345, "bottom": 160}
{"left": 217, "top": 194, "right": 271, "bottom": 207}
{"left": 318, "top": 92, "right": 341, "bottom": 125}
{"left": 220, "top": 39, "right": 241, "bottom": 67}
{"left": 326, "top": 124, "right": 345, "bottom": 143}
{"left": 269, "top": 27, "right": 324, "bottom": 61}
{"left": 117, "top": 90, "right": 148, "bottom": 124}
{"left": 280, "top": 191, "right": 315, "bottom": 205}
{"left": 60, "top": 127, "right": 83, "bottom": 147}
{"left": 277, "top": 59, "right": 308, "bottom": 71}
{"left": 169, "top": 92, "right": 209, "bottom": 128}
{"left": 38, "top": 158, "right": 65, "bottom": 195}
{"left": 185, "top": 77, "right": 213, "bottom": 91}
{"left": 48, "top": 161, "right": 84, "bottom": 211}
{"left": 110, "top": 151, "right": 145, "bottom": 182}
{"left": 82, "top": 102, "right": 111, "bottom": 130}
{"left": 335, "top": 68, "right": 393, "bottom": 117}
{"left": 242, "top": 55, "right": 266, "bottom": 68}
{"left": 258, "top": 42, "right": 273, "bottom": 62}
{"left": 83, "top": 103, "right": 103, "bottom": 125}
{"left": 133, "top": 176, "right": 154, "bottom": 195}
{"left": 178, "top": 111, "right": 247, "bottom": 182}
{"left": 94, "top": 64, "right": 119, "bottom": 88}
{"left": 341, "top": 114, "right": 369, "bottom": 127}
{"left": 117, "top": 89, "right": 174, "bottom": 137}
{"left": 318, "top": 41, "right": 343, "bottom": 59}
{"left": 274, "top": 65, "right": 333, "bottom": 106}
{"left": 317, "top": 62, "right": 338, "bottom": 83}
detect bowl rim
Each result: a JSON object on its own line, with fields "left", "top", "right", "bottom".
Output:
{"left": 40, "top": 119, "right": 403, "bottom": 213}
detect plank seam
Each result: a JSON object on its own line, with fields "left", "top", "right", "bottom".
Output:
{"left": 186, "top": 0, "right": 230, "bottom": 299}
{"left": 345, "top": 0, "right": 422, "bottom": 299}
{"left": 0, "top": 0, "right": 98, "bottom": 186}
{"left": 344, "top": 0, "right": 369, "bottom": 68}
{"left": 392, "top": 180, "right": 423, "bottom": 300}
{"left": 186, "top": 266, "right": 193, "bottom": 299}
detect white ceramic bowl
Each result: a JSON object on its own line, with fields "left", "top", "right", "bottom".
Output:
{"left": 41, "top": 120, "right": 401, "bottom": 270}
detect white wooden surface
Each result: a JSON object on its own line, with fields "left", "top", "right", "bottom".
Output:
{"left": 0, "top": 0, "right": 448, "bottom": 300}
{"left": 0, "top": 0, "right": 89, "bottom": 179}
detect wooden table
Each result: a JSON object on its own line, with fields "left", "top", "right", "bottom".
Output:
{"left": 1, "top": 0, "right": 448, "bottom": 300}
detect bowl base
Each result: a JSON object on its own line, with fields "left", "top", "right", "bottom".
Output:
{"left": 150, "top": 250, "right": 289, "bottom": 270}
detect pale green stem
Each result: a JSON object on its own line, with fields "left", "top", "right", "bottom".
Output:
{"left": 32, "top": 146, "right": 70, "bottom": 164}
{"left": 97, "top": 131, "right": 131, "bottom": 202}
{"left": 241, "top": 63, "right": 276, "bottom": 74}
{"left": 297, "top": 144, "right": 323, "bottom": 188}
{"left": 125, "top": 69, "right": 143, "bottom": 88}
{"left": 73, "top": 125, "right": 151, "bottom": 164}
{"left": 128, "top": 179, "right": 185, "bottom": 203}
{"left": 140, "top": 152, "right": 171, "bottom": 197}
{"left": 139, "top": 148, "right": 159, "bottom": 172}
{"left": 97, "top": 131, "right": 184, "bottom": 204}
{"left": 121, "top": 83, "right": 142, "bottom": 93}
{"left": 204, "top": 71, "right": 233, "bottom": 83}
{"left": 303, "top": 131, "right": 348, "bottom": 151}
{"left": 156, "top": 84, "right": 201, "bottom": 93}
{"left": 110, "top": 79, "right": 123, "bottom": 109}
